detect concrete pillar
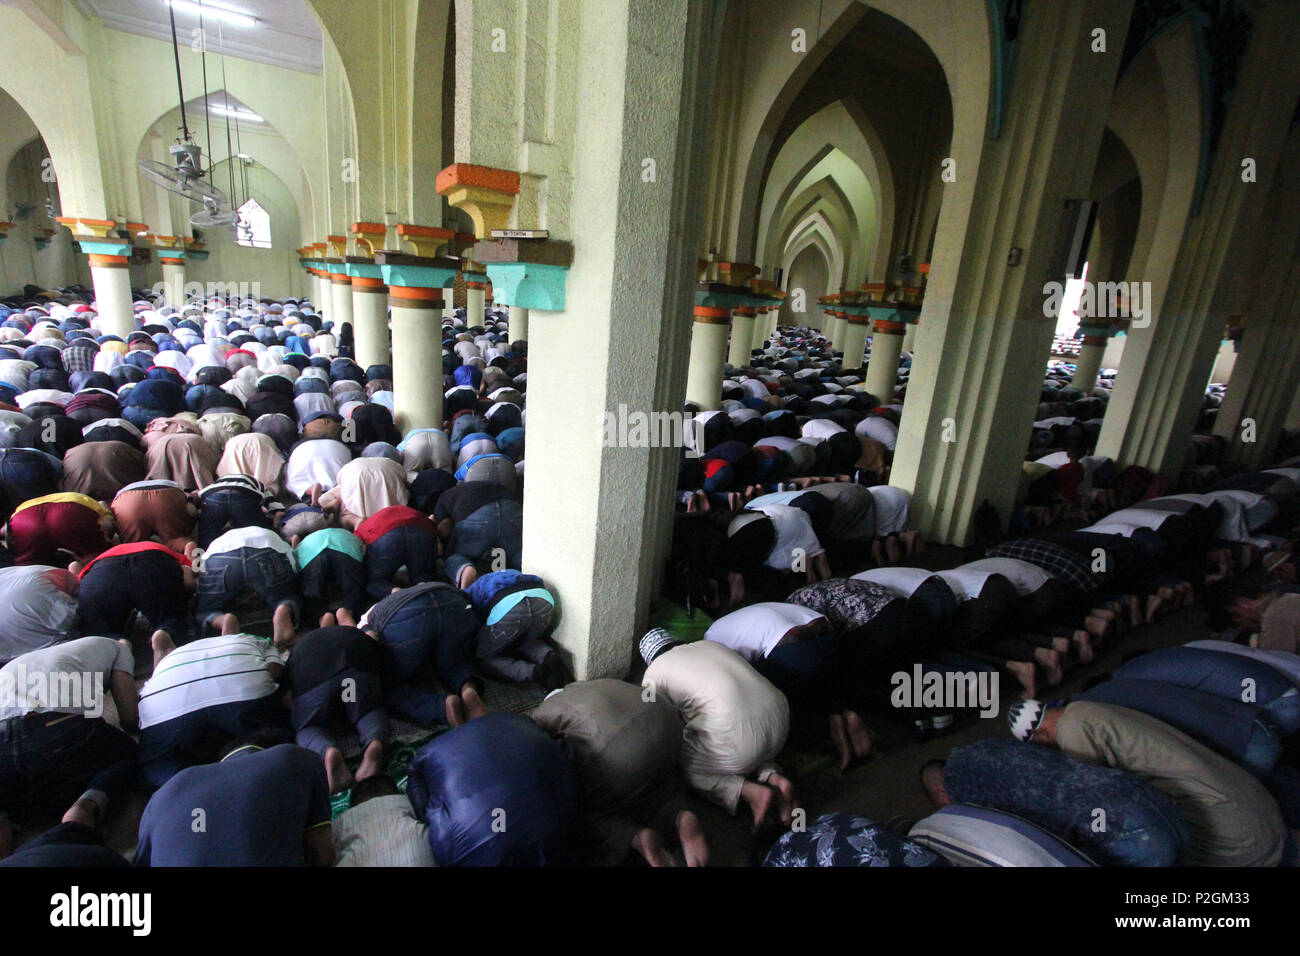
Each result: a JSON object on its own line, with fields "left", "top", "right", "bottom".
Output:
{"left": 889, "top": 0, "right": 1135, "bottom": 544}
{"left": 465, "top": 277, "right": 486, "bottom": 325}
{"left": 902, "top": 321, "right": 918, "bottom": 353}
{"left": 826, "top": 311, "right": 844, "bottom": 347}
{"left": 1096, "top": 2, "right": 1300, "bottom": 478}
{"left": 728, "top": 306, "right": 756, "bottom": 367}
{"left": 330, "top": 269, "right": 354, "bottom": 330}
{"left": 313, "top": 271, "right": 329, "bottom": 315}
{"left": 388, "top": 285, "right": 444, "bottom": 432}
{"left": 89, "top": 254, "right": 135, "bottom": 339}
{"left": 839, "top": 314, "right": 870, "bottom": 372}
{"left": 685, "top": 306, "right": 729, "bottom": 409}
{"left": 351, "top": 277, "right": 391, "bottom": 370}
{"left": 1072, "top": 335, "right": 1107, "bottom": 390}
{"left": 864, "top": 322, "right": 904, "bottom": 401}
{"left": 508, "top": 305, "right": 529, "bottom": 343}
{"left": 160, "top": 259, "right": 186, "bottom": 308}
{"left": 750, "top": 305, "right": 771, "bottom": 354}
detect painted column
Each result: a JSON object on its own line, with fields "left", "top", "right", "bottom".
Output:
{"left": 329, "top": 266, "right": 354, "bottom": 330}
{"left": 839, "top": 312, "right": 870, "bottom": 372}
{"left": 388, "top": 285, "right": 445, "bottom": 432}
{"left": 685, "top": 306, "right": 730, "bottom": 409}
{"left": 728, "top": 306, "right": 756, "bottom": 367}
{"left": 465, "top": 275, "right": 487, "bottom": 325}
{"left": 1072, "top": 334, "right": 1108, "bottom": 390}
{"left": 902, "top": 321, "right": 917, "bottom": 353}
{"left": 749, "top": 305, "right": 771, "bottom": 354}
{"left": 864, "top": 320, "right": 905, "bottom": 400}
{"left": 507, "top": 305, "right": 529, "bottom": 343}
{"left": 348, "top": 223, "right": 392, "bottom": 371}
{"left": 57, "top": 218, "right": 137, "bottom": 339}
{"left": 160, "top": 257, "right": 186, "bottom": 308}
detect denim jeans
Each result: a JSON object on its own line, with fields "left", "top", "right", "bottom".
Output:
{"left": 476, "top": 597, "right": 553, "bottom": 683}
{"left": 290, "top": 669, "right": 390, "bottom": 757}
{"left": 444, "top": 500, "right": 523, "bottom": 583}
{"left": 378, "top": 588, "right": 480, "bottom": 725}
{"left": 195, "top": 546, "right": 300, "bottom": 632}
{"left": 197, "top": 487, "right": 272, "bottom": 549}
{"left": 942, "top": 738, "right": 1189, "bottom": 866}
{"left": 0, "top": 713, "right": 138, "bottom": 823}
{"left": 138, "top": 694, "right": 289, "bottom": 788}
{"left": 299, "top": 548, "right": 367, "bottom": 618}
{"left": 364, "top": 525, "right": 440, "bottom": 599}
{"left": 78, "top": 550, "right": 192, "bottom": 641}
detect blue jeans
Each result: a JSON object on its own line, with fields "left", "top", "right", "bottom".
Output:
{"left": 138, "top": 695, "right": 288, "bottom": 788}
{"left": 195, "top": 547, "right": 300, "bottom": 633}
{"left": 476, "top": 597, "right": 554, "bottom": 683}
{"left": 0, "top": 713, "right": 138, "bottom": 823}
{"left": 943, "top": 738, "right": 1189, "bottom": 866}
{"left": 444, "top": 500, "right": 523, "bottom": 583}
{"left": 364, "top": 526, "right": 440, "bottom": 599}
{"left": 197, "top": 487, "right": 272, "bottom": 549}
{"left": 379, "top": 588, "right": 481, "bottom": 725}
{"left": 290, "top": 669, "right": 390, "bottom": 757}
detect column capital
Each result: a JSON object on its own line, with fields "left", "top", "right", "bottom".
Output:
{"left": 395, "top": 224, "right": 454, "bottom": 258}
{"left": 326, "top": 235, "right": 349, "bottom": 258}
{"left": 693, "top": 305, "right": 730, "bottom": 324}
{"left": 57, "top": 217, "right": 130, "bottom": 256}
{"left": 715, "top": 262, "right": 759, "bottom": 286}
{"left": 436, "top": 164, "right": 521, "bottom": 239}
{"left": 350, "top": 222, "right": 387, "bottom": 257}
{"left": 471, "top": 237, "right": 573, "bottom": 310}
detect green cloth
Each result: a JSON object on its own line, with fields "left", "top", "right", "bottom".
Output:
{"left": 295, "top": 527, "right": 364, "bottom": 569}
{"left": 646, "top": 599, "right": 713, "bottom": 645}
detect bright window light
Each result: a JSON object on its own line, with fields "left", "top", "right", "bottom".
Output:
{"left": 236, "top": 198, "right": 271, "bottom": 249}
{"left": 211, "top": 105, "right": 263, "bottom": 123}
{"left": 165, "top": 0, "right": 257, "bottom": 29}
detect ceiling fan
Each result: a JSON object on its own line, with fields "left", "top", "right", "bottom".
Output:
{"left": 190, "top": 195, "right": 239, "bottom": 228}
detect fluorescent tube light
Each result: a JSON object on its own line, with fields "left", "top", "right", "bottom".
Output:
{"left": 165, "top": 0, "right": 257, "bottom": 29}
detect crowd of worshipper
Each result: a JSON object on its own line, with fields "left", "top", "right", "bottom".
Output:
{"left": 2, "top": 278, "right": 1300, "bottom": 868}
{"left": 637, "top": 321, "right": 1300, "bottom": 866}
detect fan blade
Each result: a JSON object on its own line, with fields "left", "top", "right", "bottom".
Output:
{"left": 137, "top": 160, "right": 227, "bottom": 207}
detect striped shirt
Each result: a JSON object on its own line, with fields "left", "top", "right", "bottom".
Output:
{"left": 332, "top": 795, "right": 437, "bottom": 867}
{"left": 198, "top": 473, "right": 285, "bottom": 516}
{"left": 138, "top": 634, "right": 284, "bottom": 729}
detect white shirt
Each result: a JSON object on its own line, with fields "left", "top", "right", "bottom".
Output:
{"left": 332, "top": 795, "right": 436, "bottom": 867}
{"left": 959, "top": 557, "right": 1050, "bottom": 596}
{"left": 704, "top": 602, "right": 828, "bottom": 662}
{"left": 203, "top": 526, "right": 297, "bottom": 567}
{"left": 800, "top": 419, "right": 845, "bottom": 442}
{"left": 753, "top": 504, "right": 824, "bottom": 570}
{"left": 0, "top": 637, "right": 133, "bottom": 719}
{"left": 855, "top": 416, "right": 898, "bottom": 450}
{"left": 138, "top": 634, "right": 283, "bottom": 729}
{"left": 852, "top": 566, "right": 934, "bottom": 596}
{"left": 865, "top": 486, "right": 911, "bottom": 536}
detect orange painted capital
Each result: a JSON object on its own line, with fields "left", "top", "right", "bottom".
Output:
{"left": 435, "top": 164, "right": 521, "bottom": 196}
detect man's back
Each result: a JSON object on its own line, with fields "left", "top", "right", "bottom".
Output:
{"left": 135, "top": 744, "right": 330, "bottom": 866}
{"left": 1055, "top": 701, "right": 1285, "bottom": 866}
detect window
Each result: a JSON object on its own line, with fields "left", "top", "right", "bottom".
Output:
{"left": 236, "top": 198, "right": 271, "bottom": 249}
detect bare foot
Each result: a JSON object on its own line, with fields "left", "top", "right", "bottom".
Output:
{"left": 1124, "top": 595, "right": 1142, "bottom": 628}
{"left": 445, "top": 694, "right": 467, "bottom": 728}
{"left": 828, "top": 713, "right": 852, "bottom": 771}
{"left": 323, "top": 748, "right": 355, "bottom": 793}
{"left": 740, "top": 780, "right": 777, "bottom": 829}
{"left": 884, "top": 535, "right": 902, "bottom": 565}
{"left": 1143, "top": 594, "right": 1163, "bottom": 624}
{"left": 356, "top": 739, "right": 384, "bottom": 782}
{"left": 1049, "top": 636, "right": 1071, "bottom": 655}
{"left": 843, "top": 710, "right": 873, "bottom": 759}
{"left": 676, "top": 810, "right": 709, "bottom": 867}
{"left": 1034, "top": 647, "right": 1064, "bottom": 687}
{"left": 766, "top": 772, "right": 796, "bottom": 826}
{"left": 61, "top": 797, "right": 101, "bottom": 829}
{"left": 457, "top": 566, "right": 478, "bottom": 590}
{"left": 1005, "top": 660, "right": 1037, "bottom": 699}
{"left": 1084, "top": 615, "right": 1110, "bottom": 641}
{"left": 273, "top": 603, "right": 297, "bottom": 649}
{"left": 1071, "top": 629, "right": 1094, "bottom": 663}
{"left": 318, "top": 612, "right": 337, "bottom": 628}
{"left": 209, "top": 612, "right": 240, "bottom": 636}
{"left": 631, "top": 827, "right": 675, "bottom": 867}
{"left": 335, "top": 607, "right": 357, "bottom": 627}
{"left": 151, "top": 629, "right": 176, "bottom": 669}
{"left": 461, "top": 683, "right": 488, "bottom": 720}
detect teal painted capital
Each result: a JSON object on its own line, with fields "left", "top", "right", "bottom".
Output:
{"left": 158, "top": 251, "right": 187, "bottom": 261}
{"left": 694, "top": 289, "right": 751, "bottom": 310}
{"left": 79, "top": 240, "right": 132, "bottom": 257}
{"left": 345, "top": 261, "right": 384, "bottom": 280}
{"left": 484, "top": 262, "right": 569, "bottom": 310}
{"left": 187, "top": 250, "right": 209, "bottom": 261}
{"left": 378, "top": 263, "right": 458, "bottom": 289}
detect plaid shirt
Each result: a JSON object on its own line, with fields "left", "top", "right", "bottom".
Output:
{"left": 61, "top": 345, "right": 98, "bottom": 373}
{"left": 986, "top": 539, "right": 1101, "bottom": 593}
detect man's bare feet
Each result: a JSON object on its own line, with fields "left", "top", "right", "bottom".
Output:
{"left": 461, "top": 683, "right": 488, "bottom": 720}
{"left": 740, "top": 780, "right": 777, "bottom": 829}
{"left": 900, "top": 530, "right": 923, "bottom": 557}
{"left": 272, "top": 603, "right": 297, "bottom": 649}
{"left": 457, "top": 566, "right": 478, "bottom": 590}
{"left": 631, "top": 827, "right": 675, "bottom": 867}
{"left": 335, "top": 608, "right": 357, "bottom": 628}
{"left": 843, "top": 710, "right": 873, "bottom": 759}
{"left": 884, "top": 535, "right": 902, "bottom": 565}
{"left": 209, "top": 612, "right": 240, "bottom": 636}
{"left": 356, "top": 739, "right": 384, "bottom": 782}
{"left": 1084, "top": 615, "right": 1110, "bottom": 641}
{"left": 323, "top": 748, "right": 354, "bottom": 793}
{"left": 676, "top": 810, "right": 709, "bottom": 867}
{"left": 151, "top": 629, "right": 176, "bottom": 670}
{"left": 1071, "top": 629, "right": 1094, "bottom": 663}
{"left": 445, "top": 694, "right": 467, "bottom": 728}
{"left": 61, "top": 797, "right": 101, "bottom": 829}
{"left": 1034, "top": 648, "right": 1063, "bottom": 686}
{"left": 765, "top": 772, "right": 796, "bottom": 826}
{"left": 1143, "top": 593, "right": 1163, "bottom": 624}
{"left": 318, "top": 612, "right": 337, "bottom": 628}
{"left": 1049, "top": 636, "right": 1071, "bottom": 655}
{"left": 1005, "top": 660, "right": 1036, "bottom": 699}
{"left": 829, "top": 713, "right": 852, "bottom": 771}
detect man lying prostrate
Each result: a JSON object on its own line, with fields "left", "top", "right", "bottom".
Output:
{"left": 332, "top": 776, "right": 436, "bottom": 867}
{"left": 920, "top": 738, "right": 1188, "bottom": 866}
{"left": 531, "top": 679, "right": 708, "bottom": 867}
{"left": 134, "top": 740, "right": 333, "bottom": 867}
{"left": 702, "top": 601, "right": 871, "bottom": 769}
{"left": 639, "top": 629, "right": 795, "bottom": 828}
{"left": 1010, "top": 699, "right": 1287, "bottom": 866}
